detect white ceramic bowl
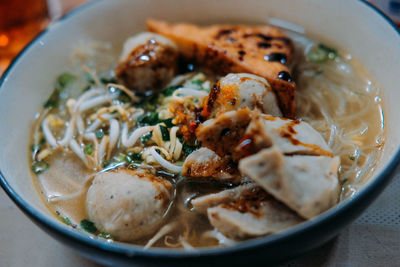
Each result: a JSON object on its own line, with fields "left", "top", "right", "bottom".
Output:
{"left": 1, "top": 0, "right": 400, "bottom": 265}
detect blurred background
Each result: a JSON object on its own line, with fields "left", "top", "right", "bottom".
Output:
{"left": 0, "top": 0, "right": 87, "bottom": 73}
{"left": 0, "top": 0, "right": 399, "bottom": 75}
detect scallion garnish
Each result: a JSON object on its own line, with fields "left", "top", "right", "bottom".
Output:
{"left": 307, "top": 43, "right": 338, "bottom": 63}
{"left": 162, "top": 118, "right": 175, "bottom": 128}
{"left": 32, "top": 161, "right": 49, "bottom": 174}
{"left": 160, "top": 125, "right": 170, "bottom": 141}
{"left": 44, "top": 72, "right": 76, "bottom": 109}
{"left": 141, "top": 131, "right": 153, "bottom": 144}
{"left": 84, "top": 144, "right": 94, "bottom": 155}
{"left": 182, "top": 143, "right": 198, "bottom": 156}
{"left": 80, "top": 219, "right": 97, "bottom": 233}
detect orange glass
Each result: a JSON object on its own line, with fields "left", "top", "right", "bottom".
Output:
{"left": 0, "top": 0, "right": 51, "bottom": 73}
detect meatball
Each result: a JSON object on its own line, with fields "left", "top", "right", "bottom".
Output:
{"left": 115, "top": 32, "right": 178, "bottom": 93}
{"left": 202, "top": 73, "right": 282, "bottom": 119}
{"left": 86, "top": 168, "right": 173, "bottom": 241}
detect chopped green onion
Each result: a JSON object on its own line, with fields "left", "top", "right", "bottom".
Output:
{"left": 32, "top": 161, "right": 49, "bottom": 174}
{"left": 98, "top": 232, "right": 113, "bottom": 240}
{"left": 95, "top": 130, "right": 104, "bottom": 138}
{"left": 307, "top": 43, "right": 338, "bottom": 63}
{"left": 103, "top": 160, "right": 114, "bottom": 168}
{"left": 182, "top": 143, "right": 198, "bottom": 157}
{"left": 160, "top": 125, "right": 170, "bottom": 141}
{"left": 55, "top": 72, "right": 75, "bottom": 91}
{"left": 100, "top": 77, "right": 117, "bottom": 84}
{"left": 162, "top": 118, "right": 175, "bottom": 128}
{"left": 30, "top": 139, "right": 45, "bottom": 152}
{"left": 84, "top": 72, "right": 95, "bottom": 84}
{"left": 82, "top": 85, "right": 91, "bottom": 92}
{"left": 43, "top": 95, "right": 59, "bottom": 108}
{"left": 313, "top": 69, "right": 324, "bottom": 77}
{"left": 141, "top": 131, "right": 153, "bottom": 144}
{"left": 56, "top": 211, "right": 73, "bottom": 226}
{"left": 80, "top": 219, "right": 97, "bottom": 233}
{"left": 307, "top": 48, "right": 327, "bottom": 63}
{"left": 136, "top": 93, "right": 161, "bottom": 111}
{"left": 318, "top": 44, "right": 338, "bottom": 60}
{"left": 44, "top": 72, "right": 76, "bottom": 108}
{"left": 84, "top": 144, "right": 94, "bottom": 155}
{"left": 114, "top": 153, "right": 127, "bottom": 162}
{"left": 162, "top": 85, "right": 180, "bottom": 96}
{"left": 138, "top": 112, "right": 160, "bottom": 125}
{"left": 126, "top": 152, "right": 142, "bottom": 163}
{"left": 61, "top": 216, "right": 72, "bottom": 226}
{"left": 191, "top": 79, "right": 203, "bottom": 86}
{"left": 349, "top": 155, "right": 356, "bottom": 161}
{"left": 118, "top": 91, "right": 131, "bottom": 103}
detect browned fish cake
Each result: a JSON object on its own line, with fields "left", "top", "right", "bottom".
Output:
{"left": 147, "top": 19, "right": 296, "bottom": 117}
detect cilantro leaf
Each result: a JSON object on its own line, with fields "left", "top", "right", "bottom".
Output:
{"left": 80, "top": 219, "right": 97, "bottom": 233}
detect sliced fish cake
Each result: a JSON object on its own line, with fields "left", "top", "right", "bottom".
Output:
{"left": 147, "top": 19, "right": 296, "bottom": 117}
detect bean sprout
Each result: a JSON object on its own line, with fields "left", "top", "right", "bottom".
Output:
{"left": 41, "top": 117, "right": 58, "bottom": 148}
{"left": 149, "top": 147, "right": 182, "bottom": 173}
{"left": 121, "top": 124, "right": 153, "bottom": 148}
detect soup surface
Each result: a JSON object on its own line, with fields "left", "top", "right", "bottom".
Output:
{"left": 29, "top": 21, "right": 384, "bottom": 248}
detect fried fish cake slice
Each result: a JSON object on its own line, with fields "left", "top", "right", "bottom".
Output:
{"left": 147, "top": 19, "right": 296, "bottom": 117}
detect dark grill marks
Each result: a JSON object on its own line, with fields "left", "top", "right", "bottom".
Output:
{"left": 215, "top": 28, "right": 234, "bottom": 39}
{"left": 201, "top": 84, "right": 221, "bottom": 118}
{"left": 264, "top": 53, "right": 287, "bottom": 65}
{"left": 278, "top": 71, "right": 293, "bottom": 82}
{"left": 238, "top": 50, "right": 246, "bottom": 61}
{"left": 257, "top": 42, "right": 272, "bottom": 48}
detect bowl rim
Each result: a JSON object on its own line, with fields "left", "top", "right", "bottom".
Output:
{"left": 1, "top": 0, "right": 400, "bottom": 259}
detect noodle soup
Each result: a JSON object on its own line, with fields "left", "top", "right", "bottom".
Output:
{"left": 29, "top": 22, "right": 384, "bottom": 248}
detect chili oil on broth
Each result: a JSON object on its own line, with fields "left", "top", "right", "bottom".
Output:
{"left": 29, "top": 32, "right": 384, "bottom": 248}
